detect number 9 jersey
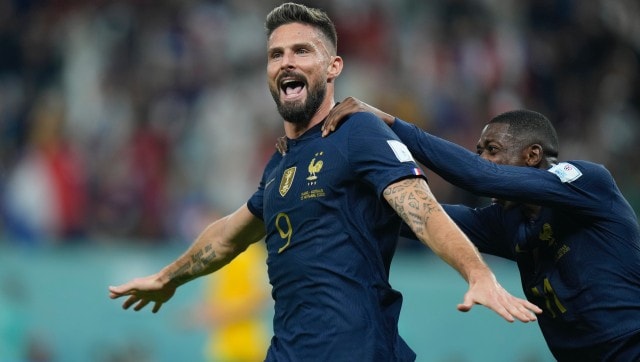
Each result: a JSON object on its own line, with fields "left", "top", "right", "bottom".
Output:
{"left": 247, "top": 112, "right": 425, "bottom": 362}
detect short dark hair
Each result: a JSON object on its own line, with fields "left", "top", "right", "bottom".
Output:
{"left": 265, "top": 2, "right": 337, "bottom": 53}
{"left": 489, "top": 110, "right": 559, "bottom": 158}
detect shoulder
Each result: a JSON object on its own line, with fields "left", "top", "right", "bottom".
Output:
{"left": 334, "top": 111, "right": 388, "bottom": 133}
{"left": 264, "top": 149, "right": 284, "bottom": 168}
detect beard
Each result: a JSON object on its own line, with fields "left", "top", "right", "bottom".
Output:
{"left": 270, "top": 78, "right": 326, "bottom": 126}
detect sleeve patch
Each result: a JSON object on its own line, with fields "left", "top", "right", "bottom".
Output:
{"left": 386, "top": 140, "right": 415, "bottom": 163}
{"left": 548, "top": 162, "right": 583, "bottom": 183}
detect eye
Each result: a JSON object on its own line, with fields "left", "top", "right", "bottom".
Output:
{"left": 477, "top": 145, "right": 500, "bottom": 155}
{"left": 267, "top": 47, "right": 284, "bottom": 60}
{"left": 269, "top": 50, "right": 283, "bottom": 60}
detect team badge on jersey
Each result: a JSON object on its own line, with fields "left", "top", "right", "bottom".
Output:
{"left": 279, "top": 167, "right": 296, "bottom": 197}
{"left": 307, "top": 152, "right": 324, "bottom": 182}
{"left": 548, "top": 162, "right": 582, "bottom": 183}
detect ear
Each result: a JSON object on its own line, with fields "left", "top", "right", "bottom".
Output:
{"left": 524, "top": 144, "right": 543, "bottom": 167}
{"left": 327, "top": 55, "right": 343, "bottom": 83}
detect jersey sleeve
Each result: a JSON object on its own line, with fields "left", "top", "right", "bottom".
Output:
{"left": 390, "top": 118, "right": 615, "bottom": 217}
{"left": 442, "top": 204, "right": 514, "bottom": 260}
{"left": 246, "top": 151, "right": 282, "bottom": 220}
{"left": 399, "top": 204, "right": 514, "bottom": 260}
{"left": 344, "top": 112, "right": 426, "bottom": 197}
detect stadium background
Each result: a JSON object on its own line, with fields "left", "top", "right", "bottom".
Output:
{"left": 0, "top": 0, "right": 638, "bottom": 361}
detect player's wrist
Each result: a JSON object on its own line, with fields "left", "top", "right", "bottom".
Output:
{"left": 157, "top": 268, "right": 185, "bottom": 289}
{"left": 466, "top": 266, "right": 496, "bottom": 286}
{"left": 379, "top": 113, "right": 395, "bottom": 126}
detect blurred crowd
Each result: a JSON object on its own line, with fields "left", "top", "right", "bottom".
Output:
{"left": 0, "top": 0, "right": 638, "bottom": 247}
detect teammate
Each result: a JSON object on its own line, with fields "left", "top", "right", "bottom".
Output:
{"left": 322, "top": 97, "right": 640, "bottom": 362}
{"left": 108, "top": 4, "right": 540, "bottom": 361}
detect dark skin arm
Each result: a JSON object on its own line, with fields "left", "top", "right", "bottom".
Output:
{"left": 322, "top": 97, "right": 395, "bottom": 137}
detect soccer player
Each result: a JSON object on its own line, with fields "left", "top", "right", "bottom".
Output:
{"left": 191, "top": 243, "right": 269, "bottom": 362}
{"left": 108, "top": 3, "right": 540, "bottom": 361}
{"left": 322, "top": 97, "right": 640, "bottom": 361}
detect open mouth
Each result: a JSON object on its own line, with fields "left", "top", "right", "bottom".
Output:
{"left": 280, "top": 78, "right": 306, "bottom": 99}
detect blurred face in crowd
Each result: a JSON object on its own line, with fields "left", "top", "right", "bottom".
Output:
{"left": 267, "top": 22, "right": 336, "bottom": 125}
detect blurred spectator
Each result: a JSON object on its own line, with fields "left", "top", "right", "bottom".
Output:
{"left": 3, "top": 90, "right": 87, "bottom": 245}
{"left": 0, "top": 0, "right": 637, "bottom": 246}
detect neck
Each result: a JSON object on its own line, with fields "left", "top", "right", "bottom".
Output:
{"left": 540, "top": 156, "right": 557, "bottom": 169}
{"left": 283, "top": 98, "right": 335, "bottom": 139}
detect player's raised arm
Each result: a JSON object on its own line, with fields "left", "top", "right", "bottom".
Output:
{"left": 108, "top": 204, "right": 265, "bottom": 313}
{"left": 382, "top": 177, "right": 542, "bottom": 322}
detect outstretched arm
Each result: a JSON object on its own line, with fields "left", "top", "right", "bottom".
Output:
{"left": 325, "top": 97, "right": 602, "bottom": 211}
{"left": 383, "top": 177, "right": 542, "bottom": 322}
{"left": 108, "top": 204, "right": 265, "bottom": 313}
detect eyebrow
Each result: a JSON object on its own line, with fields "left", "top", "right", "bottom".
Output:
{"left": 268, "top": 40, "right": 314, "bottom": 52}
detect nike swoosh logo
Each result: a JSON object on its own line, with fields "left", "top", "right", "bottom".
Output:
{"left": 265, "top": 178, "right": 276, "bottom": 189}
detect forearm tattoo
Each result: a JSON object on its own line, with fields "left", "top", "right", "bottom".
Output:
{"left": 168, "top": 243, "right": 217, "bottom": 285}
{"left": 384, "top": 178, "right": 439, "bottom": 235}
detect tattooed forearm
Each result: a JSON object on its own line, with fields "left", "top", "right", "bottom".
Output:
{"left": 168, "top": 244, "right": 217, "bottom": 285}
{"left": 384, "top": 178, "right": 441, "bottom": 234}
{"left": 386, "top": 177, "right": 486, "bottom": 279}
{"left": 169, "top": 262, "right": 192, "bottom": 285}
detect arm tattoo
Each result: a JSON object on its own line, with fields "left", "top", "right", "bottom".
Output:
{"left": 168, "top": 243, "right": 217, "bottom": 285}
{"left": 384, "top": 178, "right": 440, "bottom": 234}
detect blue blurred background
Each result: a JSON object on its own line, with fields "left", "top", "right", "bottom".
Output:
{"left": 1, "top": 244, "right": 555, "bottom": 362}
{"left": 0, "top": 0, "right": 638, "bottom": 361}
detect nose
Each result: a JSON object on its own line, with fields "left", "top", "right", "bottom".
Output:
{"left": 280, "top": 51, "right": 296, "bottom": 70}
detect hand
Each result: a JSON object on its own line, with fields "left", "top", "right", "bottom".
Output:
{"left": 276, "top": 136, "right": 287, "bottom": 155}
{"left": 108, "top": 273, "right": 177, "bottom": 313}
{"left": 458, "top": 272, "right": 543, "bottom": 323}
{"left": 322, "top": 97, "right": 396, "bottom": 137}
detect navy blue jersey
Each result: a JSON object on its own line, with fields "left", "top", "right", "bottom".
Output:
{"left": 392, "top": 118, "right": 640, "bottom": 359}
{"left": 247, "top": 113, "right": 424, "bottom": 361}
